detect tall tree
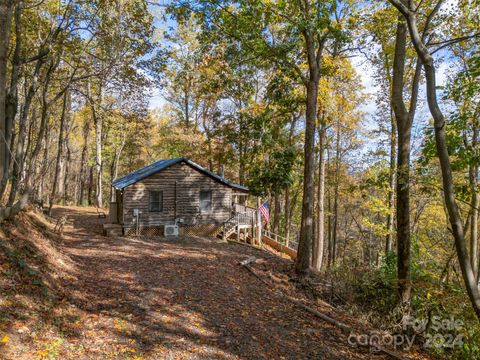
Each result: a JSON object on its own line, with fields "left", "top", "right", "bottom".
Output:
{"left": 0, "top": 0, "right": 15, "bottom": 200}
{"left": 391, "top": 16, "right": 422, "bottom": 305}
{"left": 171, "top": 0, "right": 350, "bottom": 274}
{"left": 313, "top": 117, "right": 326, "bottom": 270}
{"left": 363, "top": 6, "right": 398, "bottom": 255}
{"left": 388, "top": 0, "right": 480, "bottom": 318}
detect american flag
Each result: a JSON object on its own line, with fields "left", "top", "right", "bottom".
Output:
{"left": 259, "top": 201, "right": 270, "bottom": 224}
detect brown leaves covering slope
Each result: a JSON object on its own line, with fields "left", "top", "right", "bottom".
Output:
{"left": 1, "top": 206, "right": 392, "bottom": 359}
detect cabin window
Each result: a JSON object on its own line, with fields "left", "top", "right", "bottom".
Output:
{"left": 200, "top": 190, "right": 212, "bottom": 212}
{"left": 149, "top": 191, "right": 163, "bottom": 212}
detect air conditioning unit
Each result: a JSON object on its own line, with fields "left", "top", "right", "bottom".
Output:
{"left": 164, "top": 224, "right": 179, "bottom": 237}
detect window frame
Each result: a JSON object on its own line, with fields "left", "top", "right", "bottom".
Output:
{"left": 149, "top": 190, "right": 163, "bottom": 212}
{"left": 199, "top": 190, "right": 213, "bottom": 213}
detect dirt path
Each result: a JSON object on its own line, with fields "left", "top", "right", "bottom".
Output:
{"left": 44, "top": 206, "right": 383, "bottom": 359}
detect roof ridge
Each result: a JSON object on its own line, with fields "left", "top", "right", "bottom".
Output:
{"left": 112, "top": 157, "right": 248, "bottom": 192}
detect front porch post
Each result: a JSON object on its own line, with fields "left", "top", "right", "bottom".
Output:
{"left": 257, "top": 197, "right": 262, "bottom": 245}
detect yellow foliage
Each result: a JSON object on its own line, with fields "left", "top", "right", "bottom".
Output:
{"left": 37, "top": 349, "right": 49, "bottom": 357}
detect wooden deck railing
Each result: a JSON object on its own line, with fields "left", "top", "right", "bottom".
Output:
{"left": 235, "top": 211, "right": 255, "bottom": 225}
{"left": 233, "top": 203, "right": 257, "bottom": 213}
{"left": 262, "top": 231, "right": 298, "bottom": 259}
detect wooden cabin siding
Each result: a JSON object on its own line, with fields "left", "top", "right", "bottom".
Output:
{"left": 122, "top": 162, "right": 233, "bottom": 228}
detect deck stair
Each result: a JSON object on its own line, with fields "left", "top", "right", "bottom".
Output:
{"left": 217, "top": 210, "right": 255, "bottom": 241}
{"left": 219, "top": 216, "right": 238, "bottom": 239}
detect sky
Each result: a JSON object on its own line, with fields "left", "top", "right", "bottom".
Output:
{"left": 352, "top": 52, "right": 452, "bottom": 161}
{"left": 146, "top": 0, "right": 455, "bottom": 149}
{"left": 149, "top": 87, "right": 165, "bottom": 109}
{"left": 149, "top": 51, "right": 450, "bottom": 118}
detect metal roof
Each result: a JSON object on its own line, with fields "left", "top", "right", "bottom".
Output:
{"left": 112, "top": 157, "right": 249, "bottom": 192}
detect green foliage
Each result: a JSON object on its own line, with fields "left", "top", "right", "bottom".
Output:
{"left": 378, "top": 251, "right": 398, "bottom": 287}
{"left": 345, "top": 249, "right": 480, "bottom": 359}
{"left": 2, "top": 0, "right": 480, "bottom": 357}
{"left": 247, "top": 148, "right": 296, "bottom": 196}
{"left": 349, "top": 252, "right": 399, "bottom": 314}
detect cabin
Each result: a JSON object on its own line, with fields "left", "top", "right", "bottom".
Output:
{"left": 107, "top": 157, "right": 258, "bottom": 239}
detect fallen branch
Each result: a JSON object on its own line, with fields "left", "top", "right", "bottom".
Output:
{"left": 239, "top": 256, "right": 257, "bottom": 266}
{"left": 0, "top": 190, "right": 31, "bottom": 223}
{"left": 283, "top": 294, "right": 351, "bottom": 332}
{"left": 239, "top": 257, "right": 406, "bottom": 360}
{"left": 240, "top": 258, "right": 343, "bottom": 324}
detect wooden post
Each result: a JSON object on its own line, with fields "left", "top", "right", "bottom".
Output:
{"left": 251, "top": 215, "right": 254, "bottom": 242}
{"left": 135, "top": 213, "right": 139, "bottom": 236}
{"left": 174, "top": 180, "right": 177, "bottom": 222}
{"left": 257, "top": 197, "right": 262, "bottom": 245}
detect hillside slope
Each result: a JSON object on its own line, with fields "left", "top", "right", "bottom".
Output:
{"left": 0, "top": 208, "right": 78, "bottom": 358}
{"left": 0, "top": 206, "right": 426, "bottom": 359}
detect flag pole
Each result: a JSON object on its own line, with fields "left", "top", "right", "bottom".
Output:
{"left": 257, "top": 197, "right": 262, "bottom": 245}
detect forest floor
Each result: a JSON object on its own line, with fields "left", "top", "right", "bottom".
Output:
{"left": 0, "top": 206, "right": 428, "bottom": 359}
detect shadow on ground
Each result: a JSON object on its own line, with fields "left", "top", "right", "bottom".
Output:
{"left": 1, "top": 206, "right": 384, "bottom": 359}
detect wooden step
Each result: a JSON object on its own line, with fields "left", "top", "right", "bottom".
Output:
{"left": 216, "top": 225, "right": 238, "bottom": 240}
{"left": 103, "top": 223, "right": 123, "bottom": 237}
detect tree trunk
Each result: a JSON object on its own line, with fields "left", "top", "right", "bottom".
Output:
{"left": 312, "top": 121, "right": 326, "bottom": 271}
{"left": 88, "top": 166, "right": 94, "bottom": 206}
{"left": 296, "top": 77, "right": 319, "bottom": 273}
{"left": 184, "top": 85, "right": 190, "bottom": 127}
{"left": 386, "top": 107, "right": 396, "bottom": 254}
{"left": 284, "top": 115, "right": 298, "bottom": 247}
{"left": 424, "top": 56, "right": 480, "bottom": 319}
{"left": 238, "top": 131, "right": 245, "bottom": 185}
{"left": 110, "top": 159, "right": 118, "bottom": 203}
{"left": 36, "top": 114, "right": 47, "bottom": 201}
{"left": 0, "top": 190, "right": 30, "bottom": 222}
{"left": 57, "top": 96, "right": 69, "bottom": 197}
{"left": 92, "top": 102, "right": 103, "bottom": 208}
{"left": 469, "top": 123, "right": 479, "bottom": 280}
{"left": 25, "top": 56, "right": 60, "bottom": 189}
{"left": 8, "top": 53, "right": 48, "bottom": 203}
{"left": 201, "top": 108, "right": 215, "bottom": 173}
{"left": 63, "top": 144, "right": 71, "bottom": 205}
{"left": 0, "top": 0, "right": 14, "bottom": 200}
{"left": 48, "top": 92, "right": 69, "bottom": 215}
{"left": 396, "top": 120, "right": 412, "bottom": 304}
{"left": 295, "top": 7, "right": 325, "bottom": 273}
{"left": 7, "top": 106, "right": 27, "bottom": 206}
{"left": 390, "top": 15, "right": 421, "bottom": 305}
{"left": 0, "top": 1, "right": 21, "bottom": 201}
{"left": 109, "top": 134, "right": 126, "bottom": 203}
{"left": 327, "top": 147, "right": 333, "bottom": 268}
{"left": 332, "top": 118, "right": 341, "bottom": 267}
{"left": 470, "top": 171, "right": 479, "bottom": 280}
{"left": 273, "top": 192, "right": 280, "bottom": 238}
{"left": 289, "top": 189, "right": 300, "bottom": 241}
{"left": 388, "top": 0, "right": 480, "bottom": 318}
{"left": 6, "top": 4, "right": 29, "bottom": 206}
{"left": 63, "top": 92, "right": 72, "bottom": 205}
{"left": 78, "top": 121, "right": 89, "bottom": 205}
